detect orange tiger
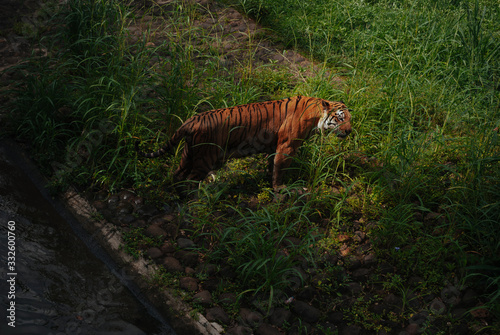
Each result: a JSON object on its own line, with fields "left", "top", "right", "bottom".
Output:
{"left": 136, "top": 96, "right": 352, "bottom": 191}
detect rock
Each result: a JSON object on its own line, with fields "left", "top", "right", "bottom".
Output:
{"left": 162, "top": 257, "right": 183, "bottom": 273}
{"left": 327, "top": 311, "right": 343, "bottom": 323}
{"left": 201, "top": 278, "right": 222, "bottom": 292}
{"left": 177, "top": 237, "right": 195, "bottom": 249}
{"left": 161, "top": 213, "right": 177, "bottom": 222}
{"left": 384, "top": 294, "right": 403, "bottom": 313}
{"left": 461, "top": 288, "right": 478, "bottom": 307}
{"left": 353, "top": 230, "right": 366, "bottom": 243}
{"left": 196, "top": 263, "right": 219, "bottom": 276}
{"left": 289, "top": 321, "right": 312, "bottom": 335}
{"left": 146, "top": 247, "right": 163, "bottom": 259}
{"left": 451, "top": 322, "right": 470, "bottom": 335}
{"left": 118, "top": 214, "right": 137, "bottom": 226}
{"left": 93, "top": 200, "right": 107, "bottom": 211}
{"left": 160, "top": 241, "right": 175, "bottom": 254}
{"left": 441, "top": 285, "right": 460, "bottom": 305}
{"left": 352, "top": 267, "right": 371, "bottom": 280}
{"left": 218, "top": 292, "right": 237, "bottom": 305}
{"left": 321, "top": 253, "right": 338, "bottom": 266}
{"left": 340, "top": 325, "right": 361, "bottom": 335}
{"left": 378, "top": 262, "right": 395, "bottom": 274}
{"left": 293, "top": 300, "right": 320, "bottom": 323}
{"left": 405, "top": 323, "right": 419, "bottom": 335}
{"left": 164, "top": 223, "right": 178, "bottom": 237}
{"left": 192, "top": 290, "right": 212, "bottom": 306}
{"left": 145, "top": 225, "right": 168, "bottom": 239}
{"left": 452, "top": 307, "right": 467, "bottom": 319}
{"left": 240, "top": 308, "right": 263, "bottom": 328}
{"left": 256, "top": 323, "right": 283, "bottom": 335}
{"left": 149, "top": 217, "right": 167, "bottom": 226}
{"left": 129, "top": 196, "right": 144, "bottom": 208}
{"left": 297, "top": 286, "right": 316, "bottom": 301}
{"left": 119, "top": 190, "right": 135, "bottom": 201}
{"left": 206, "top": 306, "right": 230, "bottom": 325}
{"left": 179, "top": 277, "right": 198, "bottom": 292}
{"left": 218, "top": 265, "right": 237, "bottom": 279}
{"left": 344, "top": 255, "right": 361, "bottom": 270}
{"left": 107, "top": 194, "right": 120, "bottom": 209}
{"left": 346, "top": 282, "right": 362, "bottom": 296}
{"left": 269, "top": 308, "right": 291, "bottom": 328}
{"left": 315, "top": 322, "right": 338, "bottom": 335}
{"left": 363, "top": 253, "right": 377, "bottom": 266}
{"left": 429, "top": 298, "right": 446, "bottom": 315}
{"left": 136, "top": 203, "right": 159, "bottom": 217}
{"left": 226, "top": 325, "right": 253, "bottom": 335}
{"left": 408, "top": 311, "right": 429, "bottom": 326}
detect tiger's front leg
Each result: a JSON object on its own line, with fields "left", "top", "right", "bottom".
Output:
{"left": 272, "top": 142, "right": 299, "bottom": 190}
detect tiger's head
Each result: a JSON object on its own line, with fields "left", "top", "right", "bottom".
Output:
{"left": 317, "top": 100, "right": 352, "bottom": 138}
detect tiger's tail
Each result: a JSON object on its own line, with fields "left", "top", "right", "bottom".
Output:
{"left": 136, "top": 124, "right": 188, "bottom": 158}
{"left": 135, "top": 140, "right": 172, "bottom": 158}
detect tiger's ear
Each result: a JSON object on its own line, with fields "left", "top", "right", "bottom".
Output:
{"left": 321, "top": 100, "right": 330, "bottom": 110}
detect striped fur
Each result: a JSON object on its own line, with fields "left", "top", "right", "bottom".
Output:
{"left": 136, "top": 96, "right": 352, "bottom": 190}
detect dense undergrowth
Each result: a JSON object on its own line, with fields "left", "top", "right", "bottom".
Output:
{"left": 1, "top": 0, "right": 499, "bottom": 332}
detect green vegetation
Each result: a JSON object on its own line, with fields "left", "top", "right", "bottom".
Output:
{"left": 2, "top": 0, "right": 498, "bottom": 332}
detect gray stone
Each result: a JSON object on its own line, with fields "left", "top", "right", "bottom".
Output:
{"left": 405, "top": 323, "right": 420, "bottom": 335}
{"left": 316, "top": 322, "right": 338, "bottom": 335}
{"left": 119, "top": 190, "right": 136, "bottom": 201}
{"left": 327, "top": 311, "right": 343, "bottom": 323}
{"left": 146, "top": 247, "right": 163, "bottom": 259}
{"left": 107, "top": 195, "right": 120, "bottom": 209}
{"left": 206, "top": 306, "right": 230, "bottom": 325}
{"left": 179, "top": 277, "right": 198, "bottom": 292}
{"left": 192, "top": 290, "right": 212, "bottom": 306}
{"left": 177, "top": 237, "right": 195, "bottom": 249}
{"left": 441, "top": 285, "right": 460, "bottom": 305}
{"left": 218, "top": 292, "right": 237, "bottom": 305}
{"left": 145, "top": 225, "right": 167, "bottom": 238}
{"left": 269, "top": 308, "right": 291, "bottom": 328}
{"left": 429, "top": 298, "right": 446, "bottom": 315}
{"left": 256, "top": 323, "right": 283, "bottom": 335}
{"left": 196, "top": 263, "right": 218, "bottom": 276}
{"left": 352, "top": 267, "right": 371, "bottom": 280}
{"left": 341, "top": 325, "right": 361, "bottom": 335}
{"left": 240, "top": 308, "right": 263, "bottom": 328}
{"left": 384, "top": 294, "right": 403, "bottom": 313}
{"left": 293, "top": 300, "right": 320, "bottom": 323}
{"left": 363, "top": 252, "right": 377, "bottom": 266}
{"left": 160, "top": 241, "right": 175, "bottom": 254}
{"left": 93, "top": 200, "right": 107, "bottom": 210}
{"left": 226, "top": 326, "right": 253, "bottom": 335}
{"left": 162, "top": 256, "right": 183, "bottom": 273}
{"left": 136, "top": 203, "right": 159, "bottom": 216}
{"left": 177, "top": 250, "right": 199, "bottom": 267}
{"left": 118, "top": 214, "right": 137, "bottom": 225}
{"left": 346, "top": 282, "right": 362, "bottom": 296}
{"left": 461, "top": 288, "right": 478, "bottom": 307}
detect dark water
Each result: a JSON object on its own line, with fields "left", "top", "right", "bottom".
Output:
{"left": 0, "top": 142, "right": 175, "bottom": 335}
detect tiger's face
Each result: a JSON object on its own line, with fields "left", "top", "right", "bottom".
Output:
{"left": 317, "top": 102, "right": 352, "bottom": 138}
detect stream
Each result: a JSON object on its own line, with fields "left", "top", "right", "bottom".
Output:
{"left": 0, "top": 142, "right": 175, "bottom": 335}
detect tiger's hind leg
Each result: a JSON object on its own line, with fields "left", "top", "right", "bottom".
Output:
{"left": 172, "top": 145, "right": 196, "bottom": 197}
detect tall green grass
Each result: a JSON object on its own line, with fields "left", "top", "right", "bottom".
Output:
{"left": 3, "top": 0, "right": 499, "bottom": 324}
{"left": 228, "top": 0, "right": 500, "bottom": 313}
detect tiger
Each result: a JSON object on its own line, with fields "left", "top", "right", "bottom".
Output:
{"left": 135, "top": 96, "right": 352, "bottom": 192}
